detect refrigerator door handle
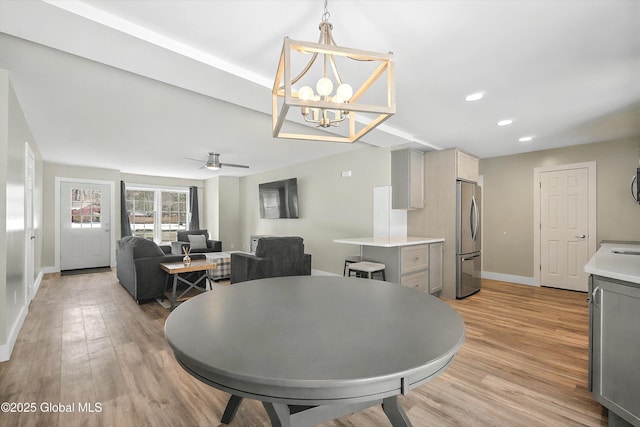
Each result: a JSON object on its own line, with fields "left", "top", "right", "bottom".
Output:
{"left": 461, "top": 254, "right": 480, "bottom": 262}
{"left": 470, "top": 196, "right": 478, "bottom": 242}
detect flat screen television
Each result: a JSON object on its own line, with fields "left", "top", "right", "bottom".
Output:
{"left": 259, "top": 178, "right": 299, "bottom": 219}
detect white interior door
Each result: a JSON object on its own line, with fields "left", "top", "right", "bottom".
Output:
{"left": 540, "top": 168, "right": 589, "bottom": 291}
{"left": 25, "top": 145, "right": 35, "bottom": 300}
{"left": 60, "top": 182, "right": 111, "bottom": 270}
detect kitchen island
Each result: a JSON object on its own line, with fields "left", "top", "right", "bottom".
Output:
{"left": 334, "top": 236, "right": 445, "bottom": 294}
{"left": 584, "top": 242, "right": 640, "bottom": 427}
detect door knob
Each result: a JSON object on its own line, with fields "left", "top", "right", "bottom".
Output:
{"left": 575, "top": 235, "right": 586, "bottom": 239}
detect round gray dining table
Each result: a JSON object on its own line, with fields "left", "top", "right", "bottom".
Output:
{"left": 165, "top": 276, "right": 465, "bottom": 427}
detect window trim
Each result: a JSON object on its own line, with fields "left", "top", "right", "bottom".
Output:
{"left": 126, "top": 184, "right": 191, "bottom": 244}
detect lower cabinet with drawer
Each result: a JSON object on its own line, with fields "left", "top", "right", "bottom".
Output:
{"left": 362, "top": 242, "right": 443, "bottom": 294}
{"left": 401, "top": 270, "right": 429, "bottom": 292}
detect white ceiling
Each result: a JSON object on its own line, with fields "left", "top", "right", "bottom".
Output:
{"left": 1, "top": 0, "right": 639, "bottom": 179}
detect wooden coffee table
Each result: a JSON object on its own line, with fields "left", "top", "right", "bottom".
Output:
{"left": 160, "top": 260, "right": 217, "bottom": 309}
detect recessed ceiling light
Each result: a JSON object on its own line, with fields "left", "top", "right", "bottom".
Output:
{"left": 465, "top": 92, "right": 485, "bottom": 102}
{"left": 519, "top": 136, "right": 534, "bottom": 142}
{"left": 497, "top": 119, "right": 513, "bottom": 126}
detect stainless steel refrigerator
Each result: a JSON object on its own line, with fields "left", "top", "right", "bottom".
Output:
{"left": 456, "top": 180, "right": 481, "bottom": 298}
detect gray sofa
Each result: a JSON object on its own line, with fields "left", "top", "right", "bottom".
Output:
{"left": 230, "top": 236, "right": 311, "bottom": 284}
{"left": 171, "top": 229, "right": 222, "bottom": 255}
{"left": 116, "top": 236, "right": 204, "bottom": 303}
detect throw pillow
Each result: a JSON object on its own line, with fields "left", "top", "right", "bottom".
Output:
{"left": 188, "top": 234, "right": 208, "bottom": 250}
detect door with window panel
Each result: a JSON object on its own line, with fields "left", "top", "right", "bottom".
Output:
{"left": 60, "top": 182, "right": 111, "bottom": 270}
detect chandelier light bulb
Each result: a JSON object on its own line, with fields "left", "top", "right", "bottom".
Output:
{"left": 336, "top": 83, "right": 353, "bottom": 101}
{"left": 298, "top": 86, "right": 314, "bottom": 101}
{"left": 316, "top": 77, "right": 334, "bottom": 96}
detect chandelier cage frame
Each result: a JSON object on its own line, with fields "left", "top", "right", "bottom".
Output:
{"left": 272, "top": 32, "right": 396, "bottom": 143}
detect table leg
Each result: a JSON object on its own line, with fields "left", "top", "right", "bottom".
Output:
{"left": 170, "top": 274, "right": 178, "bottom": 310}
{"left": 262, "top": 402, "right": 291, "bottom": 427}
{"left": 220, "top": 395, "right": 243, "bottom": 424}
{"left": 382, "top": 396, "right": 413, "bottom": 427}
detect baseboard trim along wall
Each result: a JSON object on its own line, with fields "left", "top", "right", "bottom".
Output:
{"left": 32, "top": 270, "right": 45, "bottom": 300}
{"left": 311, "top": 269, "right": 339, "bottom": 276}
{"left": 0, "top": 304, "right": 29, "bottom": 362}
{"left": 1, "top": 270, "right": 47, "bottom": 361}
{"left": 481, "top": 271, "right": 538, "bottom": 287}
{"left": 42, "top": 265, "right": 59, "bottom": 274}
{"left": 315, "top": 269, "right": 538, "bottom": 286}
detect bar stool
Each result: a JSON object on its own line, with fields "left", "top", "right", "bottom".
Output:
{"left": 343, "top": 255, "right": 363, "bottom": 276}
{"left": 347, "top": 261, "right": 386, "bottom": 281}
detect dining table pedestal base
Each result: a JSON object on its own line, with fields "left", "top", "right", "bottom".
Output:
{"left": 220, "top": 394, "right": 412, "bottom": 427}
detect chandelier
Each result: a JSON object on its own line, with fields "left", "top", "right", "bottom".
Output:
{"left": 272, "top": 0, "right": 396, "bottom": 143}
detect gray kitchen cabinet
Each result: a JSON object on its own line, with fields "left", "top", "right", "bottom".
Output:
{"left": 391, "top": 149, "right": 424, "bottom": 210}
{"left": 455, "top": 149, "right": 479, "bottom": 182}
{"left": 362, "top": 242, "right": 443, "bottom": 294}
{"left": 428, "top": 242, "right": 444, "bottom": 294}
{"left": 589, "top": 275, "right": 640, "bottom": 426}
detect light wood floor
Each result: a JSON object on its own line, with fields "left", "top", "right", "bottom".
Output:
{"left": 0, "top": 272, "right": 606, "bottom": 426}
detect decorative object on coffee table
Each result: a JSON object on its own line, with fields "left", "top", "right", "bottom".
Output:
{"left": 182, "top": 245, "right": 191, "bottom": 265}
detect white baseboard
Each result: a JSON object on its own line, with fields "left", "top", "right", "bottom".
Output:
{"left": 31, "top": 270, "right": 44, "bottom": 300}
{"left": 0, "top": 303, "right": 29, "bottom": 362}
{"left": 42, "top": 265, "right": 59, "bottom": 274}
{"left": 311, "top": 269, "right": 339, "bottom": 276}
{"left": 482, "top": 271, "right": 538, "bottom": 287}
{"left": 1, "top": 269, "right": 47, "bottom": 361}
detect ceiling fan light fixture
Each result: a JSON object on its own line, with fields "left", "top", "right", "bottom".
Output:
{"left": 205, "top": 152, "right": 222, "bottom": 170}
{"left": 272, "top": 0, "right": 395, "bottom": 143}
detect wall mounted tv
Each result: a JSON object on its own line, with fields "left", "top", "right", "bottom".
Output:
{"left": 259, "top": 178, "right": 299, "bottom": 219}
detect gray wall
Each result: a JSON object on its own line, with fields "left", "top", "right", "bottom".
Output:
{"left": 0, "top": 69, "right": 8, "bottom": 344}
{"left": 0, "top": 69, "right": 44, "bottom": 355}
{"left": 238, "top": 145, "right": 391, "bottom": 274}
{"left": 480, "top": 137, "right": 640, "bottom": 278}
{"left": 41, "top": 165, "right": 203, "bottom": 268}
{"left": 203, "top": 175, "right": 241, "bottom": 251}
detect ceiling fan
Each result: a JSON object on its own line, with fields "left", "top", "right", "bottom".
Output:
{"left": 186, "top": 153, "right": 249, "bottom": 171}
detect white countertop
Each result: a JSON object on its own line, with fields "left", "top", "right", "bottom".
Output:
{"left": 333, "top": 236, "right": 445, "bottom": 247}
{"left": 584, "top": 243, "right": 640, "bottom": 285}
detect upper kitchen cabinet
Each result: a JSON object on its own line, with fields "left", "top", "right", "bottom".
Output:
{"left": 391, "top": 149, "right": 424, "bottom": 210}
{"left": 456, "top": 149, "right": 479, "bottom": 182}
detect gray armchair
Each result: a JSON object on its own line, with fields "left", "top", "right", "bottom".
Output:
{"left": 117, "top": 236, "right": 205, "bottom": 303}
{"left": 230, "top": 236, "right": 311, "bottom": 284}
{"left": 171, "top": 229, "right": 222, "bottom": 255}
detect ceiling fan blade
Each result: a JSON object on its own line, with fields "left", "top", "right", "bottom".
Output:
{"left": 220, "top": 162, "right": 250, "bottom": 169}
{"left": 186, "top": 157, "right": 205, "bottom": 162}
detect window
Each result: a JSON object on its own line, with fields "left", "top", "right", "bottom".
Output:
{"left": 126, "top": 187, "right": 189, "bottom": 243}
{"left": 70, "top": 188, "right": 102, "bottom": 228}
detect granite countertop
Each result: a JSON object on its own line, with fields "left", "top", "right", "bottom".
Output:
{"left": 584, "top": 242, "right": 640, "bottom": 285}
{"left": 333, "top": 236, "right": 445, "bottom": 247}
